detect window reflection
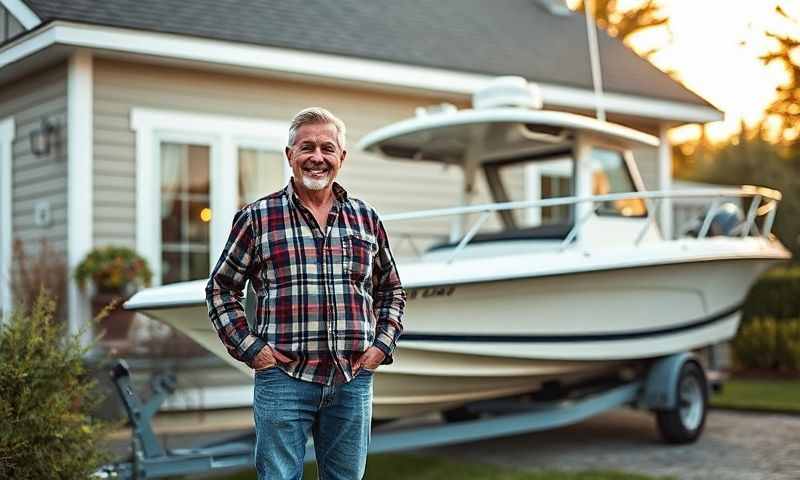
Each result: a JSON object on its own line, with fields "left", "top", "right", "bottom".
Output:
{"left": 161, "top": 143, "right": 210, "bottom": 284}
{"left": 591, "top": 148, "right": 646, "bottom": 217}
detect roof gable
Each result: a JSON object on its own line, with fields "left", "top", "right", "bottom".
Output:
{"left": 1, "top": 0, "right": 40, "bottom": 42}
{"left": 19, "top": 0, "right": 711, "bottom": 108}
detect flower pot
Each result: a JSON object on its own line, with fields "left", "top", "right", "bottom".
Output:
{"left": 91, "top": 293, "right": 135, "bottom": 341}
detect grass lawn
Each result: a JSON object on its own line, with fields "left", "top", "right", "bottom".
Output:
{"left": 208, "top": 454, "right": 673, "bottom": 480}
{"left": 711, "top": 378, "right": 800, "bottom": 412}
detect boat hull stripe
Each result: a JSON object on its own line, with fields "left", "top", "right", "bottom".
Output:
{"left": 401, "top": 303, "right": 743, "bottom": 343}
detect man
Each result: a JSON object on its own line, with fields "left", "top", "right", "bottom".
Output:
{"left": 206, "top": 107, "right": 405, "bottom": 480}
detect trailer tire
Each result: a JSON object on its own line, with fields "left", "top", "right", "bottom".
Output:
{"left": 442, "top": 406, "right": 480, "bottom": 423}
{"left": 655, "top": 361, "right": 707, "bottom": 444}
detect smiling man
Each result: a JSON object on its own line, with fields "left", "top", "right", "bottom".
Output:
{"left": 206, "top": 107, "right": 405, "bottom": 480}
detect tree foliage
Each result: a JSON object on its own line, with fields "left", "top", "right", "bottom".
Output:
{"left": 675, "top": 123, "right": 800, "bottom": 257}
{"left": 0, "top": 288, "right": 114, "bottom": 479}
{"left": 761, "top": 5, "right": 800, "bottom": 143}
{"left": 572, "top": 0, "right": 668, "bottom": 45}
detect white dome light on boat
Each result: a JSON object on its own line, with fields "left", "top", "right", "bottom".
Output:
{"left": 472, "top": 76, "right": 543, "bottom": 110}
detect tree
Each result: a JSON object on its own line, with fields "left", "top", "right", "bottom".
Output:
{"left": 572, "top": 0, "right": 668, "bottom": 48}
{"left": 677, "top": 122, "right": 800, "bottom": 257}
{"left": 761, "top": 5, "right": 800, "bottom": 143}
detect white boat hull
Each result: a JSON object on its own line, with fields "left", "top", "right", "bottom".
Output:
{"left": 127, "top": 239, "right": 786, "bottom": 419}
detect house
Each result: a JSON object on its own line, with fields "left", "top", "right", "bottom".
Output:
{"left": 0, "top": 0, "right": 721, "bottom": 350}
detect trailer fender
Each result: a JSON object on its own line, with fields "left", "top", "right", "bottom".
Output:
{"left": 641, "top": 352, "right": 701, "bottom": 410}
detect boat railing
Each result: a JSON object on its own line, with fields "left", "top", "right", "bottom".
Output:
{"left": 382, "top": 186, "right": 782, "bottom": 263}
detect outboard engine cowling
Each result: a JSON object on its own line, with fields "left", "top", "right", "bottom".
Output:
{"left": 686, "top": 202, "right": 745, "bottom": 237}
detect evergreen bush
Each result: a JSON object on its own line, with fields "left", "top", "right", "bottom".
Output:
{"left": 733, "top": 318, "right": 779, "bottom": 370}
{"left": 776, "top": 320, "right": 800, "bottom": 372}
{"left": 742, "top": 265, "right": 800, "bottom": 323}
{"left": 733, "top": 317, "right": 800, "bottom": 373}
{"left": 0, "top": 288, "right": 114, "bottom": 479}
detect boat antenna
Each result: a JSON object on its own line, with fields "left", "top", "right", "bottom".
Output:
{"left": 583, "top": 0, "right": 606, "bottom": 122}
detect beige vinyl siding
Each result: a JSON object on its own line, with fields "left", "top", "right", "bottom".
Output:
{"left": 0, "top": 62, "right": 68, "bottom": 317}
{"left": 93, "top": 59, "right": 469, "bottom": 256}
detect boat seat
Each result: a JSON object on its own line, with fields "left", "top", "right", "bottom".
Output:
{"left": 426, "top": 223, "right": 573, "bottom": 252}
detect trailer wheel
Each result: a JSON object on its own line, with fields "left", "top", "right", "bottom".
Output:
{"left": 442, "top": 406, "right": 480, "bottom": 423}
{"left": 656, "top": 361, "right": 707, "bottom": 444}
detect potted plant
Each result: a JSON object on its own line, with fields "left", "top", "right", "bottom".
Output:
{"left": 74, "top": 246, "right": 153, "bottom": 342}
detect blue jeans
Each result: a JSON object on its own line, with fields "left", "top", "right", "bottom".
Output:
{"left": 253, "top": 367, "right": 373, "bottom": 480}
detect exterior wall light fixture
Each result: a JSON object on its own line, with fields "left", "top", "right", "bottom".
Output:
{"left": 30, "top": 117, "right": 61, "bottom": 157}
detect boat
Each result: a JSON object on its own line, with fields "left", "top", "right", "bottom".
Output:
{"left": 124, "top": 76, "right": 790, "bottom": 421}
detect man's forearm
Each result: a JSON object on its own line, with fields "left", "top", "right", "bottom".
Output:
{"left": 206, "top": 287, "right": 266, "bottom": 365}
{"left": 205, "top": 206, "right": 264, "bottom": 366}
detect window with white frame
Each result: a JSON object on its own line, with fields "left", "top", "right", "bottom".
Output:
{"left": 131, "top": 109, "right": 289, "bottom": 286}
{"left": 160, "top": 142, "right": 211, "bottom": 284}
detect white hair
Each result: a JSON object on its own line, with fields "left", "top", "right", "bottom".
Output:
{"left": 287, "top": 107, "right": 346, "bottom": 148}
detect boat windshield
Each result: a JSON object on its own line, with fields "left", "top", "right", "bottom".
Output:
{"left": 483, "top": 147, "right": 646, "bottom": 232}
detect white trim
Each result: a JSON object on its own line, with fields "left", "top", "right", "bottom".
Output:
{"left": 0, "top": 0, "right": 41, "bottom": 30}
{"left": 130, "top": 108, "right": 289, "bottom": 286}
{"left": 658, "top": 125, "right": 673, "bottom": 240}
{"left": 0, "top": 116, "right": 13, "bottom": 323}
{"left": 357, "top": 107, "right": 660, "bottom": 152}
{"left": 67, "top": 50, "right": 92, "bottom": 338}
{"left": 0, "top": 21, "right": 723, "bottom": 124}
{"left": 524, "top": 164, "right": 542, "bottom": 226}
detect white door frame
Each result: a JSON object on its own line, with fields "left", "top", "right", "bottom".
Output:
{"left": 130, "top": 108, "right": 289, "bottom": 285}
{"left": 0, "top": 116, "right": 13, "bottom": 323}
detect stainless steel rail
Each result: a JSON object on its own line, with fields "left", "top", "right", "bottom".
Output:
{"left": 382, "top": 186, "right": 782, "bottom": 263}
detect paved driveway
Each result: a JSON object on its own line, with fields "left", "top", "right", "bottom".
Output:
{"left": 421, "top": 408, "right": 800, "bottom": 480}
{"left": 105, "top": 407, "right": 799, "bottom": 479}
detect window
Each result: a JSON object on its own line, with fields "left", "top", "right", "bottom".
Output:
{"left": 590, "top": 148, "right": 646, "bottom": 217}
{"left": 131, "top": 109, "right": 289, "bottom": 286}
{"left": 536, "top": 156, "right": 574, "bottom": 224}
{"left": 160, "top": 143, "right": 211, "bottom": 284}
{"left": 238, "top": 147, "right": 285, "bottom": 208}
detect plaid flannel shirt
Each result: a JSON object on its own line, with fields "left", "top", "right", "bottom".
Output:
{"left": 205, "top": 180, "right": 405, "bottom": 385}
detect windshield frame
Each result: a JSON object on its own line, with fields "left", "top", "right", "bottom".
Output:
{"left": 481, "top": 147, "right": 576, "bottom": 230}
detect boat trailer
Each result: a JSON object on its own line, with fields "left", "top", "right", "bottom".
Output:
{"left": 94, "top": 352, "right": 711, "bottom": 479}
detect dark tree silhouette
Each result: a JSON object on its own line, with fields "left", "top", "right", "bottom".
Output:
{"left": 761, "top": 5, "right": 800, "bottom": 143}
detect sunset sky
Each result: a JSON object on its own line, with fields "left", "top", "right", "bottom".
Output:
{"left": 594, "top": 0, "right": 799, "bottom": 142}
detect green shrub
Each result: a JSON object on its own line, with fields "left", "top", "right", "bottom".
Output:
{"left": 733, "top": 318, "right": 779, "bottom": 369}
{"left": 0, "top": 288, "right": 114, "bottom": 479}
{"left": 733, "top": 317, "right": 800, "bottom": 372}
{"left": 776, "top": 320, "right": 800, "bottom": 372}
{"left": 742, "top": 265, "right": 800, "bottom": 323}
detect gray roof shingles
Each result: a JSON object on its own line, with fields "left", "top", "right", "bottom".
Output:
{"left": 20, "top": 0, "right": 713, "bottom": 108}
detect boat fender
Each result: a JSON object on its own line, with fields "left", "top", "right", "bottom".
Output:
{"left": 640, "top": 352, "right": 699, "bottom": 410}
